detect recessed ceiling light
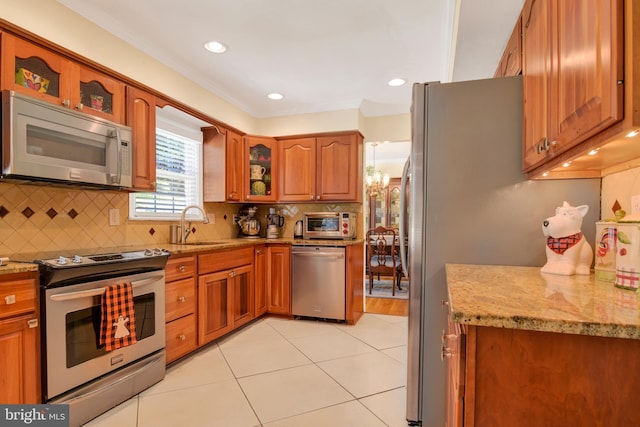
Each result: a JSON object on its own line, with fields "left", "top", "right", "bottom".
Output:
{"left": 387, "top": 78, "right": 406, "bottom": 87}
{"left": 204, "top": 41, "right": 227, "bottom": 53}
{"left": 267, "top": 93, "right": 284, "bottom": 100}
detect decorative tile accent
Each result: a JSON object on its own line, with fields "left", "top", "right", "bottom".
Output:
{"left": 0, "top": 205, "right": 8, "bottom": 218}
{"left": 68, "top": 209, "right": 78, "bottom": 219}
{"left": 149, "top": 228, "right": 155, "bottom": 235}
{"left": 46, "top": 208, "right": 58, "bottom": 219}
{"left": 21, "top": 207, "right": 34, "bottom": 218}
{"left": 612, "top": 200, "right": 622, "bottom": 214}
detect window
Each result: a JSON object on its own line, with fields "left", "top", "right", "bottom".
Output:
{"left": 129, "top": 128, "right": 203, "bottom": 220}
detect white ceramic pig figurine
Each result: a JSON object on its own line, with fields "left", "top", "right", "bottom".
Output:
{"left": 541, "top": 201, "right": 592, "bottom": 275}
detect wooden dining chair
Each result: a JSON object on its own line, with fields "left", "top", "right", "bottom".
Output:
{"left": 366, "top": 226, "right": 404, "bottom": 296}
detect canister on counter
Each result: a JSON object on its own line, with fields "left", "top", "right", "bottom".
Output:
{"left": 614, "top": 222, "right": 640, "bottom": 290}
{"left": 594, "top": 221, "right": 617, "bottom": 282}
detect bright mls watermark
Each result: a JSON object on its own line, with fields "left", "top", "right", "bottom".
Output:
{"left": 0, "top": 405, "right": 69, "bottom": 426}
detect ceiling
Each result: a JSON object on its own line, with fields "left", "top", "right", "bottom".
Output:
{"left": 57, "top": 0, "right": 523, "bottom": 119}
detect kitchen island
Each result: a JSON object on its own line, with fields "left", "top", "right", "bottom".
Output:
{"left": 445, "top": 264, "right": 640, "bottom": 427}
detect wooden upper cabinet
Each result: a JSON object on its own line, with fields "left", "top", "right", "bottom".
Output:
{"left": 316, "top": 133, "right": 362, "bottom": 202}
{"left": 226, "top": 130, "right": 244, "bottom": 202}
{"left": 127, "top": 86, "right": 157, "bottom": 191}
{"left": 278, "top": 131, "right": 363, "bottom": 203}
{"left": 244, "top": 135, "right": 278, "bottom": 203}
{"left": 522, "top": 0, "right": 552, "bottom": 171}
{"left": 522, "top": 0, "right": 624, "bottom": 174}
{"left": 494, "top": 16, "right": 522, "bottom": 78}
{"left": 71, "top": 64, "right": 125, "bottom": 123}
{"left": 1, "top": 32, "right": 124, "bottom": 123}
{"left": 549, "top": 0, "right": 623, "bottom": 152}
{"left": 279, "top": 137, "right": 317, "bottom": 202}
{"left": 1, "top": 32, "right": 71, "bottom": 104}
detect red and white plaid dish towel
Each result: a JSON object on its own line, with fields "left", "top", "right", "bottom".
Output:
{"left": 100, "top": 282, "right": 137, "bottom": 351}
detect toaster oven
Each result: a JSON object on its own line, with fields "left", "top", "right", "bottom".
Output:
{"left": 303, "top": 212, "right": 357, "bottom": 240}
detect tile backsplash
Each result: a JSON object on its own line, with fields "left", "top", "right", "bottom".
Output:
{"left": 601, "top": 167, "right": 640, "bottom": 219}
{"left": 0, "top": 182, "right": 363, "bottom": 257}
{"left": 0, "top": 182, "right": 239, "bottom": 256}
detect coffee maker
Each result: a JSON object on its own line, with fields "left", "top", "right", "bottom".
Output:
{"left": 266, "top": 208, "right": 284, "bottom": 239}
{"left": 237, "top": 206, "right": 261, "bottom": 238}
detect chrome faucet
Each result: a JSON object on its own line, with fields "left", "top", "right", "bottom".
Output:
{"left": 180, "top": 205, "right": 209, "bottom": 244}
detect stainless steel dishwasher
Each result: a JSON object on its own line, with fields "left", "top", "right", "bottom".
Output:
{"left": 291, "top": 246, "right": 346, "bottom": 321}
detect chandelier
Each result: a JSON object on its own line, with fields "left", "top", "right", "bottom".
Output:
{"left": 366, "top": 142, "right": 390, "bottom": 198}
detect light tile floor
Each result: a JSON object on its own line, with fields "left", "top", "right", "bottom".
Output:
{"left": 84, "top": 313, "right": 409, "bottom": 427}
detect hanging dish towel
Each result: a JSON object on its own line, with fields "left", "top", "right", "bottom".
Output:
{"left": 100, "top": 282, "right": 137, "bottom": 351}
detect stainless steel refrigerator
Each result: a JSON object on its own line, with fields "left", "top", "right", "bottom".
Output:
{"left": 401, "top": 76, "right": 601, "bottom": 426}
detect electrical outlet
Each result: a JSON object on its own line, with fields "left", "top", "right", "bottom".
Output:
{"left": 633, "top": 195, "right": 640, "bottom": 214}
{"left": 109, "top": 209, "right": 120, "bottom": 226}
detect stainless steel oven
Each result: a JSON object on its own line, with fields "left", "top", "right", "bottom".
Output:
{"left": 37, "top": 249, "right": 169, "bottom": 427}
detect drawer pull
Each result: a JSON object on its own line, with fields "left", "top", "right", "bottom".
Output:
{"left": 178, "top": 334, "right": 186, "bottom": 341}
{"left": 27, "top": 318, "right": 38, "bottom": 329}
{"left": 178, "top": 296, "right": 186, "bottom": 303}
{"left": 4, "top": 294, "right": 16, "bottom": 305}
{"left": 178, "top": 265, "right": 186, "bottom": 272}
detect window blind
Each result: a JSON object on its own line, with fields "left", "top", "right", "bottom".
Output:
{"left": 130, "top": 128, "right": 202, "bottom": 220}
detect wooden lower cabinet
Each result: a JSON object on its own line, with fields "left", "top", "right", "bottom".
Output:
{"left": 345, "top": 243, "right": 364, "bottom": 325}
{"left": 0, "top": 271, "right": 40, "bottom": 403}
{"left": 164, "top": 255, "right": 197, "bottom": 363}
{"left": 266, "top": 244, "right": 291, "bottom": 315}
{"left": 198, "top": 247, "right": 254, "bottom": 346}
{"left": 254, "top": 245, "right": 268, "bottom": 316}
{"left": 448, "top": 324, "right": 640, "bottom": 426}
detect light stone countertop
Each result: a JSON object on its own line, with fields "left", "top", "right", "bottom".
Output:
{"left": 446, "top": 263, "right": 640, "bottom": 340}
{"left": 0, "top": 238, "right": 363, "bottom": 276}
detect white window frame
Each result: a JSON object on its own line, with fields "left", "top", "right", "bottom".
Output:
{"left": 129, "top": 107, "right": 206, "bottom": 221}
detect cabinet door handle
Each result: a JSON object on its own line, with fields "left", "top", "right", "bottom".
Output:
{"left": 178, "top": 334, "right": 186, "bottom": 341}
{"left": 441, "top": 329, "right": 456, "bottom": 344}
{"left": 441, "top": 346, "right": 454, "bottom": 360}
{"left": 76, "top": 103, "right": 83, "bottom": 111}
{"left": 178, "top": 296, "right": 186, "bottom": 303}
{"left": 62, "top": 99, "right": 70, "bottom": 107}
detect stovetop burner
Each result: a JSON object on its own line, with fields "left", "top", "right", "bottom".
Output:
{"left": 36, "top": 248, "right": 171, "bottom": 288}
{"left": 37, "top": 248, "right": 169, "bottom": 269}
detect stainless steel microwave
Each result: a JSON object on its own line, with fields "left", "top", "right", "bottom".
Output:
{"left": 1, "top": 90, "right": 133, "bottom": 189}
{"left": 303, "top": 212, "right": 357, "bottom": 240}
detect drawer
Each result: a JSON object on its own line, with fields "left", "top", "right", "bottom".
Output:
{"left": 0, "top": 274, "right": 37, "bottom": 319}
{"left": 165, "top": 277, "right": 196, "bottom": 323}
{"left": 166, "top": 314, "right": 197, "bottom": 364}
{"left": 198, "top": 247, "right": 253, "bottom": 275}
{"left": 166, "top": 255, "right": 196, "bottom": 282}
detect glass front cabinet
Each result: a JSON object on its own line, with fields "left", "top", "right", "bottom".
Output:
{"left": 1, "top": 32, "right": 125, "bottom": 123}
{"left": 244, "top": 135, "right": 278, "bottom": 202}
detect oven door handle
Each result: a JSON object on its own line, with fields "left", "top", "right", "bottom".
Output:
{"left": 49, "top": 275, "right": 164, "bottom": 302}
